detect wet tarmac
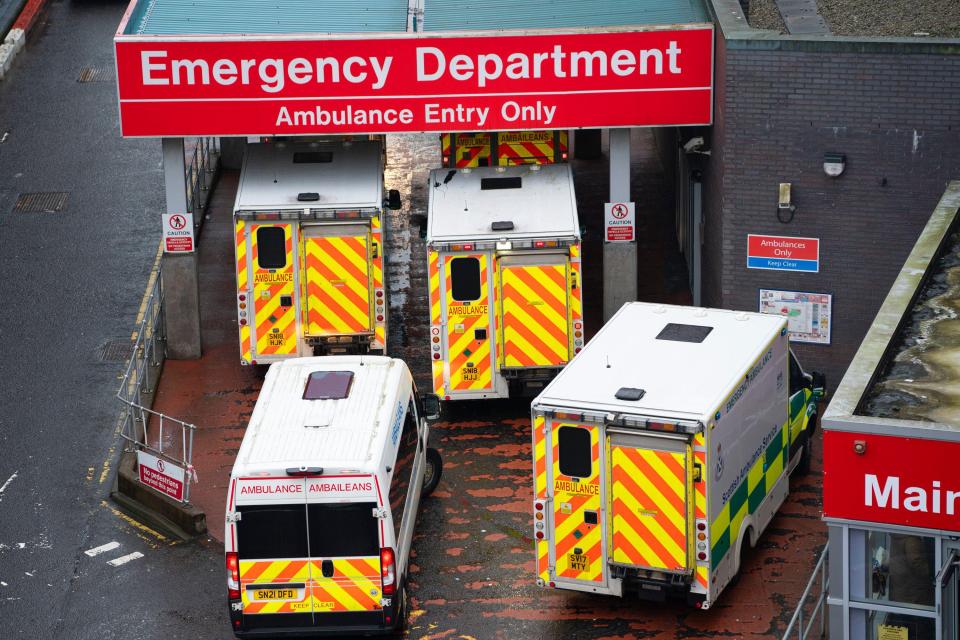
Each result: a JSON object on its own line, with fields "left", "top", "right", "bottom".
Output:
{"left": 148, "top": 132, "right": 826, "bottom": 638}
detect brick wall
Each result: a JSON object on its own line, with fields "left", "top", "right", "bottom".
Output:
{"left": 703, "top": 30, "right": 960, "bottom": 388}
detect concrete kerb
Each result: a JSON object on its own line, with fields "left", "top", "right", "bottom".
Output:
{"left": 0, "top": 0, "right": 47, "bottom": 80}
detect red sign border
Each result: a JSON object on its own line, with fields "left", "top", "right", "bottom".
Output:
{"left": 746, "top": 234, "right": 821, "bottom": 262}
{"left": 113, "top": 18, "right": 715, "bottom": 138}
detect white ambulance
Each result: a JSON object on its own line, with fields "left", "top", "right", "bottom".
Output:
{"left": 225, "top": 356, "right": 442, "bottom": 637}
{"left": 530, "top": 303, "right": 824, "bottom": 609}
{"left": 423, "top": 163, "right": 584, "bottom": 401}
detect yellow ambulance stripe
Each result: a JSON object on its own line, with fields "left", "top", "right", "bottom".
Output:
{"left": 502, "top": 268, "right": 567, "bottom": 331}
{"left": 612, "top": 485, "right": 686, "bottom": 564}
{"left": 306, "top": 241, "right": 370, "bottom": 302}
{"left": 236, "top": 220, "right": 248, "bottom": 290}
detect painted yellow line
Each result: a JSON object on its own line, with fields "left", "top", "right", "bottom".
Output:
{"left": 132, "top": 240, "right": 164, "bottom": 341}
{"left": 100, "top": 500, "right": 175, "bottom": 545}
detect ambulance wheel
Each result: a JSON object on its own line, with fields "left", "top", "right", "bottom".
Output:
{"left": 395, "top": 585, "right": 408, "bottom": 633}
{"left": 422, "top": 448, "right": 443, "bottom": 497}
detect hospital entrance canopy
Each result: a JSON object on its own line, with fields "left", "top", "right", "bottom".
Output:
{"left": 114, "top": 0, "right": 714, "bottom": 138}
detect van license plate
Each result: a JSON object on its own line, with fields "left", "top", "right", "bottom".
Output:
{"left": 568, "top": 552, "right": 589, "bottom": 572}
{"left": 253, "top": 588, "right": 297, "bottom": 601}
{"left": 463, "top": 367, "right": 479, "bottom": 380}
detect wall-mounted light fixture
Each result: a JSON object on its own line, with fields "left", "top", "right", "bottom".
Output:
{"left": 823, "top": 152, "right": 846, "bottom": 177}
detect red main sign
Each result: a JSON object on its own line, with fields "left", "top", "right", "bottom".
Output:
{"left": 823, "top": 431, "right": 960, "bottom": 532}
{"left": 114, "top": 26, "right": 713, "bottom": 137}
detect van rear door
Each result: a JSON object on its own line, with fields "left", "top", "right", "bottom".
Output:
{"left": 301, "top": 224, "right": 374, "bottom": 338}
{"left": 498, "top": 254, "right": 571, "bottom": 368}
{"left": 248, "top": 223, "right": 299, "bottom": 359}
{"left": 606, "top": 432, "right": 693, "bottom": 574}
{"left": 305, "top": 477, "right": 383, "bottom": 623}
{"left": 441, "top": 252, "right": 496, "bottom": 396}
{"left": 546, "top": 418, "right": 607, "bottom": 589}
{"left": 235, "top": 478, "right": 313, "bottom": 626}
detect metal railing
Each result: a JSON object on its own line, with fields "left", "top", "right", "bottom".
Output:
{"left": 782, "top": 547, "right": 829, "bottom": 640}
{"left": 185, "top": 137, "right": 220, "bottom": 225}
{"left": 116, "top": 268, "right": 198, "bottom": 503}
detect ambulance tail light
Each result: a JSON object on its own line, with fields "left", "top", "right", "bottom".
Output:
{"left": 226, "top": 552, "right": 240, "bottom": 600}
{"left": 380, "top": 547, "right": 396, "bottom": 595}
{"left": 561, "top": 151, "right": 569, "bottom": 160}
{"left": 696, "top": 519, "right": 709, "bottom": 559}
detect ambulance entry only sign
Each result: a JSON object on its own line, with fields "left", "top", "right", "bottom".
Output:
{"left": 605, "top": 202, "right": 635, "bottom": 242}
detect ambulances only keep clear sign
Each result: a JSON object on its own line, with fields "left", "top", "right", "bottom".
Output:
{"left": 162, "top": 213, "right": 195, "bottom": 253}
{"left": 605, "top": 202, "right": 636, "bottom": 242}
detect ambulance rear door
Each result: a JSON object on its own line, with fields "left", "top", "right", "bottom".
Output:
{"left": 234, "top": 478, "right": 314, "bottom": 625}
{"left": 498, "top": 254, "right": 572, "bottom": 369}
{"left": 606, "top": 431, "right": 694, "bottom": 576}
{"left": 546, "top": 417, "right": 608, "bottom": 591}
{"left": 301, "top": 223, "right": 374, "bottom": 339}
{"left": 247, "top": 222, "right": 300, "bottom": 361}
{"left": 441, "top": 252, "right": 497, "bottom": 397}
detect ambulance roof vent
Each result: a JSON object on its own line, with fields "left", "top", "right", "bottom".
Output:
{"left": 656, "top": 323, "right": 713, "bottom": 343}
{"left": 491, "top": 221, "right": 514, "bottom": 232}
{"left": 615, "top": 387, "right": 646, "bottom": 401}
{"left": 297, "top": 192, "right": 320, "bottom": 202}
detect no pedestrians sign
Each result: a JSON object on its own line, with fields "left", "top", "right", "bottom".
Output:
{"left": 605, "top": 202, "right": 635, "bottom": 243}
{"left": 162, "top": 212, "right": 195, "bottom": 253}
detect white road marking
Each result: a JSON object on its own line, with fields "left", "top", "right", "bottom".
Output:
{"left": 84, "top": 542, "right": 120, "bottom": 557}
{"left": 0, "top": 471, "right": 18, "bottom": 500}
{"left": 107, "top": 552, "right": 143, "bottom": 567}
{"left": 1, "top": 581, "right": 7, "bottom": 586}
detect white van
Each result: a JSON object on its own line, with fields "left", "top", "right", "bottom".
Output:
{"left": 224, "top": 356, "right": 442, "bottom": 637}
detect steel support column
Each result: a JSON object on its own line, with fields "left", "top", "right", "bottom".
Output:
{"left": 603, "top": 128, "right": 637, "bottom": 321}
{"left": 161, "top": 137, "right": 202, "bottom": 359}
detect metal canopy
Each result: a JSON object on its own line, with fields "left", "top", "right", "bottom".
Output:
{"left": 123, "top": 0, "right": 709, "bottom": 35}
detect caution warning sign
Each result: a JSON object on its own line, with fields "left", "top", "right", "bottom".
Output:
{"left": 604, "top": 202, "right": 635, "bottom": 243}
{"left": 163, "top": 212, "right": 195, "bottom": 253}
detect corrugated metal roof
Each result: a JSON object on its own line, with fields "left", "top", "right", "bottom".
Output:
{"left": 126, "top": 0, "right": 409, "bottom": 35}
{"left": 124, "top": 0, "right": 710, "bottom": 36}
{"left": 421, "top": 0, "right": 710, "bottom": 31}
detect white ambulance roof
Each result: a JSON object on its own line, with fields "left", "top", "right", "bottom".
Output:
{"left": 235, "top": 140, "right": 383, "bottom": 211}
{"left": 426, "top": 164, "right": 580, "bottom": 242}
{"left": 232, "top": 356, "right": 410, "bottom": 477}
{"left": 535, "top": 303, "right": 787, "bottom": 419}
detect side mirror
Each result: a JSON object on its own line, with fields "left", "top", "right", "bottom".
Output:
{"left": 387, "top": 189, "right": 402, "bottom": 211}
{"left": 811, "top": 371, "right": 827, "bottom": 398}
{"left": 421, "top": 394, "right": 441, "bottom": 421}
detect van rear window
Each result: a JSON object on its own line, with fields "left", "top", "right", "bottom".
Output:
{"left": 558, "top": 426, "right": 592, "bottom": 478}
{"left": 308, "top": 503, "right": 379, "bottom": 557}
{"left": 237, "top": 505, "right": 308, "bottom": 560}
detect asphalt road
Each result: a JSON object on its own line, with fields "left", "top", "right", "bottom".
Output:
{"left": 0, "top": 1, "right": 226, "bottom": 637}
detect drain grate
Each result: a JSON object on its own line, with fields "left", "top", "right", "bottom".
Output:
{"left": 97, "top": 339, "right": 135, "bottom": 363}
{"left": 78, "top": 67, "right": 111, "bottom": 82}
{"left": 13, "top": 192, "right": 69, "bottom": 213}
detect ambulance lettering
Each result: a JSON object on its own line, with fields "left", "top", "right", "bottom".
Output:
{"left": 308, "top": 481, "right": 374, "bottom": 493}
{"left": 554, "top": 479, "right": 600, "bottom": 496}
{"left": 254, "top": 272, "right": 294, "bottom": 285}
{"left": 449, "top": 304, "right": 487, "bottom": 316}
{"left": 240, "top": 483, "right": 303, "bottom": 495}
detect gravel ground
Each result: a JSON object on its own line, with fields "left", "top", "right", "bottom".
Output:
{"left": 745, "top": 0, "right": 960, "bottom": 37}
{"left": 748, "top": 0, "right": 787, "bottom": 33}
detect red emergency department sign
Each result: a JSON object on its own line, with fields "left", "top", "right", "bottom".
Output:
{"left": 823, "top": 431, "right": 960, "bottom": 533}
{"left": 114, "top": 25, "right": 714, "bottom": 137}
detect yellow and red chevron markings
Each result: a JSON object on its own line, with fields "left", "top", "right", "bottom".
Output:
{"left": 240, "top": 557, "right": 382, "bottom": 615}
{"left": 444, "top": 255, "right": 492, "bottom": 392}
{"left": 498, "top": 131, "right": 568, "bottom": 165}
{"left": 251, "top": 224, "right": 297, "bottom": 357}
{"left": 304, "top": 234, "right": 372, "bottom": 336}
{"left": 371, "top": 217, "right": 385, "bottom": 348}
{"left": 235, "top": 220, "right": 252, "bottom": 362}
{"left": 501, "top": 264, "right": 570, "bottom": 367}
{"left": 609, "top": 446, "right": 688, "bottom": 572}
{"left": 440, "top": 133, "right": 492, "bottom": 168}
{"left": 429, "top": 251, "right": 444, "bottom": 395}
{"left": 552, "top": 425, "right": 602, "bottom": 583}
{"left": 533, "top": 415, "right": 549, "bottom": 583}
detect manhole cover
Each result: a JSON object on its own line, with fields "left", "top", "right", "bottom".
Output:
{"left": 78, "top": 67, "right": 110, "bottom": 82}
{"left": 13, "top": 192, "right": 68, "bottom": 213}
{"left": 98, "top": 339, "right": 135, "bottom": 363}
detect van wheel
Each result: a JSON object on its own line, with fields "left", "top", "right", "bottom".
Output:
{"left": 422, "top": 448, "right": 443, "bottom": 497}
{"left": 393, "top": 586, "right": 408, "bottom": 633}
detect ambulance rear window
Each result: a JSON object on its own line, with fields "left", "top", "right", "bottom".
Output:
{"left": 450, "top": 257, "right": 481, "bottom": 302}
{"left": 308, "top": 502, "right": 379, "bottom": 557}
{"left": 558, "top": 426, "right": 592, "bottom": 478}
{"left": 303, "top": 371, "right": 354, "bottom": 400}
{"left": 256, "top": 226, "right": 287, "bottom": 269}
{"left": 236, "top": 505, "right": 308, "bottom": 560}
